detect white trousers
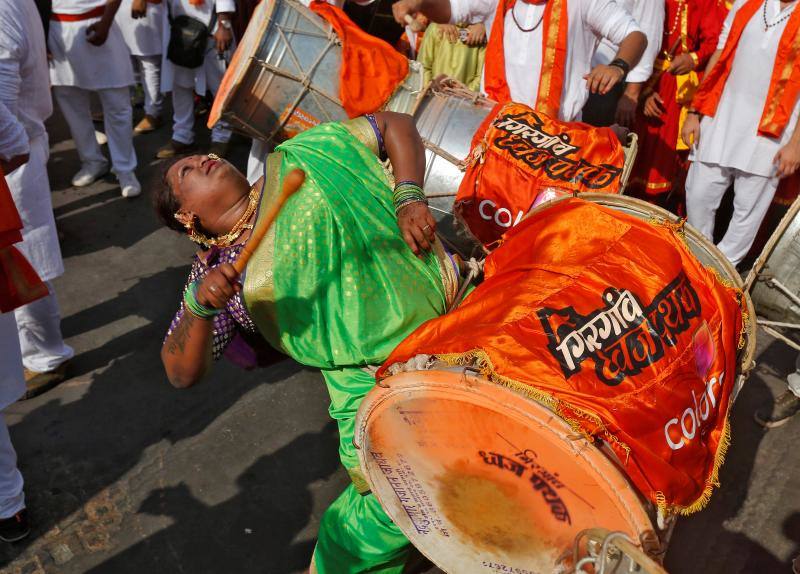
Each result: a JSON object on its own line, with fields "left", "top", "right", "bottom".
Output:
{"left": 246, "top": 139, "right": 271, "bottom": 184}
{"left": 13, "top": 283, "right": 74, "bottom": 373}
{"left": 0, "top": 313, "right": 26, "bottom": 519}
{"left": 54, "top": 85, "right": 137, "bottom": 175}
{"left": 686, "top": 161, "right": 779, "bottom": 267}
{"left": 171, "top": 84, "right": 232, "bottom": 145}
{"left": 133, "top": 55, "right": 164, "bottom": 119}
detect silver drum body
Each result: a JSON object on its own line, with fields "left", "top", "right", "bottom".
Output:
{"left": 209, "top": 0, "right": 424, "bottom": 142}
{"left": 745, "top": 197, "right": 800, "bottom": 350}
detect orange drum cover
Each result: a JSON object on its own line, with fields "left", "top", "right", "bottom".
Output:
{"left": 455, "top": 103, "right": 626, "bottom": 248}
{"left": 355, "top": 369, "right": 654, "bottom": 574}
{"left": 378, "top": 197, "right": 747, "bottom": 515}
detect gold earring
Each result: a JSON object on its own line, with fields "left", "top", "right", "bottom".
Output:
{"left": 208, "top": 153, "right": 220, "bottom": 161}
{"left": 173, "top": 211, "right": 194, "bottom": 230}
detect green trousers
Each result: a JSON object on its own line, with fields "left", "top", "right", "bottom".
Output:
{"left": 312, "top": 368, "right": 412, "bottom": 573}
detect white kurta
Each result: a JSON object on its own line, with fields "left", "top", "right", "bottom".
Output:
{"left": 160, "top": 0, "right": 236, "bottom": 95}
{"left": 49, "top": 0, "right": 135, "bottom": 89}
{"left": 690, "top": 0, "right": 800, "bottom": 177}
{"left": 0, "top": 0, "right": 64, "bottom": 283}
{"left": 116, "top": 0, "right": 166, "bottom": 57}
{"left": 449, "top": 0, "right": 641, "bottom": 121}
{"left": 592, "top": 0, "right": 664, "bottom": 83}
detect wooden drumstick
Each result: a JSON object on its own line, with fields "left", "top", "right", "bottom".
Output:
{"left": 404, "top": 13, "right": 424, "bottom": 32}
{"left": 233, "top": 168, "right": 306, "bottom": 275}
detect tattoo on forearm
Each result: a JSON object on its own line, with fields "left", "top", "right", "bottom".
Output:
{"left": 167, "top": 312, "right": 196, "bottom": 355}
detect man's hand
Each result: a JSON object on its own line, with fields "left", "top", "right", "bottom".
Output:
{"left": 397, "top": 202, "right": 436, "bottom": 256}
{"left": 615, "top": 93, "right": 638, "bottom": 127}
{"left": 131, "top": 0, "right": 147, "bottom": 18}
{"left": 438, "top": 23, "right": 459, "bottom": 43}
{"left": 214, "top": 20, "right": 234, "bottom": 54}
{"left": 681, "top": 113, "right": 701, "bottom": 148}
{"left": 465, "top": 22, "right": 486, "bottom": 45}
{"left": 0, "top": 153, "right": 29, "bottom": 175}
{"left": 393, "top": 0, "right": 425, "bottom": 24}
{"left": 643, "top": 92, "right": 665, "bottom": 118}
{"left": 667, "top": 53, "right": 696, "bottom": 76}
{"left": 774, "top": 142, "right": 800, "bottom": 178}
{"left": 584, "top": 65, "right": 625, "bottom": 95}
{"left": 196, "top": 263, "right": 241, "bottom": 310}
{"left": 86, "top": 20, "right": 111, "bottom": 46}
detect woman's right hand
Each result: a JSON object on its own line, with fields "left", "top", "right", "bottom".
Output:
{"left": 196, "top": 263, "right": 241, "bottom": 310}
{"left": 398, "top": 202, "right": 437, "bottom": 256}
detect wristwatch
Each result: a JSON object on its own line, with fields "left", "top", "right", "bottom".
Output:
{"left": 218, "top": 18, "right": 232, "bottom": 30}
{"left": 609, "top": 58, "right": 630, "bottom": 79}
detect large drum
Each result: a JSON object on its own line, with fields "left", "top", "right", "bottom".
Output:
{"left": 356, "top": 195, "right": 756, "bottom": 574}
{"left": 413, "top": 81, "right": 640, "bottom": 258}
{"left": 209, "top": 0, "right": 424, "bottom": 142}
{"left": 745, "top": 195, "right": 800, "bottom": 350}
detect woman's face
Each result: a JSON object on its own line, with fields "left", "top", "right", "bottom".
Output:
{"left": 167, "top": 154, "right": 250, "bottom": 233}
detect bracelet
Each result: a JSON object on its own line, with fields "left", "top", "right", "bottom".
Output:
{"left": 609, "top": 58, "right": 630, "bottom": 78}
{"left": 183, "top": 281, "right": 222, "bottom": 320}
{"left": 393, "top": 182, "right": 427, "bottom": 215}
{"left": 687, "top": 110, "right": 702, "bottom": 117}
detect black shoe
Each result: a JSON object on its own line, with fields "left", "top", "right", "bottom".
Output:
{"left": 0, "top": 509, "right": 30, "bottom": 543}
{"left": 754, "top": 391, "right": 800, "bottom": 428}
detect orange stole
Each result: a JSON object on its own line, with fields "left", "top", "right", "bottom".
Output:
{"left": 378, "top": 199, "right": 745, "bottom": 514}
{"left": 483, "top": 0, "right": 568, "bottom": 117}
{"left": 693, "top": 0, "right": 800, "bottom": 138}
{"left": 309, "top": 1, "right": 409, "bottom": 118}
{"left": 455, "top": 102, "right": 625, "bottom": 247}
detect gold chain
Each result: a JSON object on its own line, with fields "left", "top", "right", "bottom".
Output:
{"left": 183, "top": 183, "right": 260, "bottom": 247}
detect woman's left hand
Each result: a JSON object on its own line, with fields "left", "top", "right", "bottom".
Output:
{"left": 398, "top": 201, "right": 437, "bottom": 256}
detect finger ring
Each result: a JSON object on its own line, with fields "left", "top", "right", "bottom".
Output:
{"left": 423, "top": 225, "right": 432, "bottom": 231}
{"left": 209, "top": 285, "right": 218, "bottom": 294}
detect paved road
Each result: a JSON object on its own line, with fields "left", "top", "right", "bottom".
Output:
{"left": 0, "top": 103, "right": 797, "bottom": 574}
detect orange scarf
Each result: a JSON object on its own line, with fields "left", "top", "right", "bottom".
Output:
{"left": 693, "top": 0, "right": 800, "bottom": 138}
{"left": 310, "top": 1, "right": 409, "bottom": 118}
{"left": 483, "top": 0, "right": 568, "bottom": 118}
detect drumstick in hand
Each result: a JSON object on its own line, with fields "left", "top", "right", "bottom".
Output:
{"left": 233, "top": 168, "right": 306, "bottom": 275}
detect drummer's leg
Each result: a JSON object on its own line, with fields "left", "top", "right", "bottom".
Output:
{"left": 311, "top": 368, "right": 412, "bottom": 573}
{"left": 685, "top": 161, "right": 732, "bottom": 242}
{"left": 716, "top": 171, "right": 779, "bottom": 266}
{"left": 312, "top": 486, "right": 410, "bottom": 574}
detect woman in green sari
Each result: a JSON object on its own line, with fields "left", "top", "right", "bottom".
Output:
{"left": 157, "top": 112, "right": 460, "bottom": 573}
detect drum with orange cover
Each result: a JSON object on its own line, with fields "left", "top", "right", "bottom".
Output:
{"left": 356, "top": 195, "right": 755, "bottom": 574}
{"left": 208, "top": 0, "right": 423, "bottom": 142}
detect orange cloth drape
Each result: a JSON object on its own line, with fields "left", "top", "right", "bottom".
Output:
{"left": 0, "top": 168, "right": 47, "bottom": 313}
{"left": 483, "top": 0, "right": 568, "bottom": 117}
{"left": 378, "top": 199, "right": 745, "bottom": 514}
{"left": 455, "top": 102, "right": 625, "bottom": 247}
{"left": 309, "top": 1, "right": 409, "bottom": 118}
{"left": 693, "top": 0, "right": 800, "bottom": 138}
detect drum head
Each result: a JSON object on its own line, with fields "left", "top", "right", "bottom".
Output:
{"left": 356, "top": 369, "right": 654, "bottom": 574}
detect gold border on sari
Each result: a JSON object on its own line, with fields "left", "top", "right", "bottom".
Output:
{"left": 536, "top": 0, "right": 564, "bottom": 118}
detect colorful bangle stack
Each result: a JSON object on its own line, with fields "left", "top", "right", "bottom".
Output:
{"left": 183, "top": 281, "right": 222, "bottom": 320}
{"left": 393, "top": 180, "right": 427, "bottom": 215}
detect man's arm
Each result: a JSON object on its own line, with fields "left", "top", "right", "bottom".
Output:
{"left": 392, "top": 0, "right": 495, "bottom": 27}
{"left": 214, "top": 1, "right": 236, "bottom": 53}
{"left": 774, "top": 122, "right": 800, "bottom": 179}
{"left": 86, "top": 0, "right": 123, "bottom": 46}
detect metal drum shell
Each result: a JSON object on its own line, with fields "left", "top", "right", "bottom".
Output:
{"left": 744, "top": 196, "right": 800, "bottom": 327}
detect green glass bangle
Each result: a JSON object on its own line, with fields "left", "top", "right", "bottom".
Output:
{"left": 183, "top": 281, "right": 222, "bottom": 320}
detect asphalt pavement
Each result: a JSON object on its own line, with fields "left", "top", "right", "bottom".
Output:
{"left": 0, "top": 100, "right": 797, "bottom": 574}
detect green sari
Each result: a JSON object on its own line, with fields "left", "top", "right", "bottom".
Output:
{"left": 243, "top": 119, "right": 457, "bottom": 573}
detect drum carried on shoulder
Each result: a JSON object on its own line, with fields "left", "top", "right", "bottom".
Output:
{"left": 356, "top": 195, "right": 756, "bottom": 574}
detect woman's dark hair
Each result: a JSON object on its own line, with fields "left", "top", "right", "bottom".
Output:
{"left": 152, "top": 158, "right": 186, "bottom": 233}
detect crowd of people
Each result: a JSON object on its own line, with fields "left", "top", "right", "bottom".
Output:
{"left": 0, "top": 0, "right": 799, "bottom": 571}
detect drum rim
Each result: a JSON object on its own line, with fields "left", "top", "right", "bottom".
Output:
{"left": 355, "top": 368, "right": 656, "bottom": 573}
{"left": 522, "top": 193, "right": 757, "bottom": 375}
{"left": 743, "top": 193, "right": 800, "bottom": 293}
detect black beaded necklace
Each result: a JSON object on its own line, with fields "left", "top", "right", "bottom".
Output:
{"left": 511, "top": 2, "right": 545, "bottom": 32}
{"left": 763, "top": 0, "right": 795, "bottom": 30}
